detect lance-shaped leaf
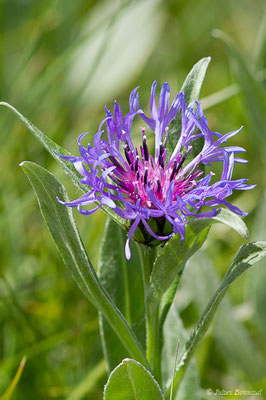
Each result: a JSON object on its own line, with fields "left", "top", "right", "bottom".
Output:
{"left": 104, "top": 359, "right": 164, "bottom": 400}
{"left": 20, "top": 161, "right": 147, "bottom": 368}
{"left": 249, "top": 191, "right": 266, "bottom": 341}
{"left": 169, "top": 241, "right": 266, "bottom": 397}
{"left": 99, "top": 218, "right": 146, "bottom": 373}
{"left": 150, "top": 208, "right": 249, "bottom": 302}
{"left": 0, "top": 101, "right": 125, "bottom": 229}
{"left": 167, "top": 57, "right": 211, "bottom": 155}
{"left": 183, "top": 251, "right": 266, "bottom": 380}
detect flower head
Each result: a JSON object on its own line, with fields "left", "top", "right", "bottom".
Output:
{"left": 58, "top": 82, "right": 255, "bottom": 259}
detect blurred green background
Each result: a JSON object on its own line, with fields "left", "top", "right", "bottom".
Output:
{"left": 0, "top": 0, "right": 266, "bottom": 399}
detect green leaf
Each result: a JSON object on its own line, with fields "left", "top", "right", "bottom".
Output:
{"left": 221, "top": 242, "right": 266, "bottom": 288}
{"left": 167, "top": 57, "right": 211, "bottom": 155}
{"left": 150, "top": 208, "right": 249, "bottom": 302}
{"left": 20, "top": 161, "right": 147, "bottom": 368}
{"left": 162, "top": 306, "right": 200, "bottom": 400}
{"left": 104, "top": 359, "right": 164, "bottom": 400}
{"left": 170, "top": 241, "right": 266, "bottom": 396}
{"left": 190, "top": 207, "right": 249, "bottom": 240}
{"left": 99, "top": 218, "right": 146, "bottom": 373}
{"left": 212, "top": 30, "right": 266, "bottom": 140}
{"left": 249, "top": 191, "right": 266, "bottom": 340}
{"left": 0, "top": 101, "right": 126, "bottom": 229}
{"left": 180, "top": 56, "right": 211, "bottom": 104}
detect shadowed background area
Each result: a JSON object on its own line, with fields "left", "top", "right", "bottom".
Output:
{"left": 0, "top": 0, "right": 266, "bottom": 399}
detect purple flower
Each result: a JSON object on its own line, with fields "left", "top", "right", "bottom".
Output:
{"left": 58, "top": 82, "right": 255, "bottom": 259}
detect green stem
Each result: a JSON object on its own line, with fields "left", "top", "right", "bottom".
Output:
{"left": 137, "top": 244, "right": 161, "bottom": 383}
{"left": 146, "top": 300, "right": 161, "bottom": 383}
{"left": 137, "top": 244, "right": 155, "bottom": 291}
{"left": 158, "top": 266, "right": 186, "bottom": 348}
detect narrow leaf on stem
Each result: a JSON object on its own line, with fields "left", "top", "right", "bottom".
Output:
{"left": 20, "top": 161, "right": 147, "bottom": 368}
{"left": 169, "top": 241, "right": 266, "bottom": 397}
{"left": 0, "top": 101, "right": 126, "bottom": 228}
{"left": 99, "top": 218, "right": 145, "bottom": 373}
{"left": 167, "top": 57, "right": 211, "bottom": 154}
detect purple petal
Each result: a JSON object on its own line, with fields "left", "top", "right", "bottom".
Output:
{"left": 158, "top": 82, "right": 170, "bottom": 120}
{"left": 101, "top": 196, "right": 116, "bottom": 208}
{"left": 150, "top": 81, "right": 158, "bottom": 119}
{"left": 129, "top": 86, "right": 140, "bottom": 112}
{"left": 125, "top": 216, "right": 141, "bottom": 260}
{"left": 165, "top": 92, "right": 183, "bottom": 127}
{"left": 142, "top": 218, "right": 172, "bottom": 240}
{"left": 77, "top": 204, "right": 101, "bottom": 215}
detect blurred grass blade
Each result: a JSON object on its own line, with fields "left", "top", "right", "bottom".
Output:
{"left": 253, "top": 12, "right": 266, "bottom": 69}
{"left": 0, "top": 356, "right": 27, "bottom": 400}
{"left": 169, "top": 241, "right": 266, "bottom": 397}
{"left": 67, "top": 0, "right": 164, "bottom": 109}
{"left": 212, "top": 30, "right": 266, "bottom": 138}
{"left": 167, "top": 57, "right": 211, "bottom": 154}
{"left": 201, "top": 83, "right": 239, "bottom": 110}
{"left": 0, "top": 321, "right": 98, "bottom": 371}
{"left": 104, "top": 358, "right": 164, "bottom": 400}
{"left": 0, "top": 102, "right": 126, "bottom": 229}
{"left": 66, "top": 359, "right": 106, "bottom": 400}
{"left": 201, "top": 69, "right": 266, "bottom": 110}
{"left": 99, "top": 218, "right": 145, "bottom": 373}
{"left": 20, "top": 161, "right": 147, "bottom": 368}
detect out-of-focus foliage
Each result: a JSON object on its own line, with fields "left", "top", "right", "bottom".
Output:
{"left": 0, "top": 0, "right": 265, "bottom": 399}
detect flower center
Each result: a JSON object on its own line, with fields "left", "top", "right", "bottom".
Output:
{"left": 107, "top": 127, "right": 203, "bottom": 208}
